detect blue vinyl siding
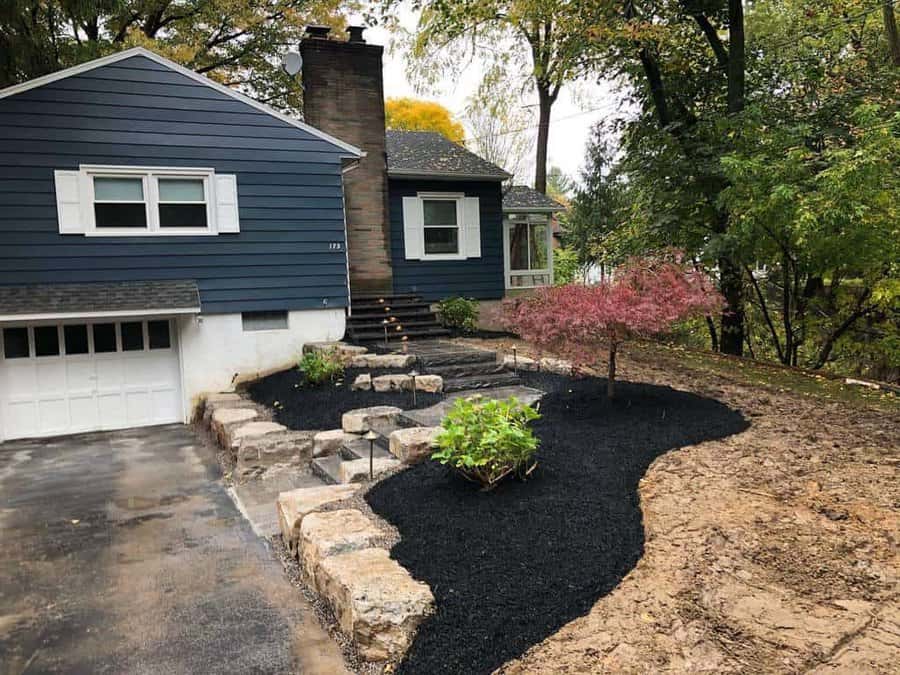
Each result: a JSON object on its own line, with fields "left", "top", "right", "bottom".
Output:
{"left": 0, "top": 55, "right": 351, "bottom": 313}
{"left": 388, "top": 179, "right": 505, "bottom": 301}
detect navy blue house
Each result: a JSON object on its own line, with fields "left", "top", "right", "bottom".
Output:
{"left": 0, "top": 30, "right": 561, "bottom": 442}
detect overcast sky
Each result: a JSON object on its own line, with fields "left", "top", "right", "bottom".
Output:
{"left": 351, "top": 8, "right": 623, "bottom": 186}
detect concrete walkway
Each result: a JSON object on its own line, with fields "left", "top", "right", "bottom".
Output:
{"left": 0, "top": 425, "right": 348, "bottom": 675}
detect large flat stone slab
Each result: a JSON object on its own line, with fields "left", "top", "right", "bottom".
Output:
{"left": 210, "top": 407, "right": 259, "bottom": 449}
{"left": 342, "top": 406, "right": 402, "bottom": 434}
{"left": 276, "top": 484, "right": 361, "bottom": 557}
{"left": 401, "top": 386, "right": 545, "bottom": 427}
{"left": 313, "top": 429, "right": 357, "bottom": 457}
{"left": 339, "top": 456, "right": 401, "bottom": 483}
{"left": 389, "top": 427, "right": 441, "bottom": 464}
{"left": 317, "top": 547, "right": 435, "bottom": 661}
{"left": 299, "top": 509, "right": 383, "bottom": 590}
{"left": 235, "top": 431, "right": 314, "bottom": 481}
{"left": 230, "top": 421, "right": 286, "bottom": 448}
{"left": 350, "top": 353, "right": 416, "bottom": 369}
{"left": 303, "top": 341, "right": 368, "bottom": 364}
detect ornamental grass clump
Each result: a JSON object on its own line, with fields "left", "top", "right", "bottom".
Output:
{"left": 297, "top": 349, "right": 344, "bottom": 386}
{"left": 432, "top": 395, "right": 540, "bottom": 490}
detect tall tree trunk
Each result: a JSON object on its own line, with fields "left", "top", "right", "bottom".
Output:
{"left": 885, "top": 0, "right": 900, "bottom": 66}
{"left": 607, "top": 341, "right": 617, "bottom": 399}
{"left": 706, "top": 316, "right": 720, "bottom": 352}
{"left": 535, "top": 84, "right": 552, "bottom": 193}
{"left": 716, "top": 0, "right": 747, "bottom": 356}
{"left": 718, "top": 257, "right": 745, "bottom": 356}
{"left": 727, "top": 0, "right": 745, "bottom": 114}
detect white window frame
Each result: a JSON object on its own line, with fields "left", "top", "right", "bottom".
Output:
{"left": 503, "top": 213, "right": 554, "bottom": 289}
{"left": 81, "top": 165, "right": 217, "bottom": 237}
{"left": 418, "top": 192, "right": 466, "bottom": 261}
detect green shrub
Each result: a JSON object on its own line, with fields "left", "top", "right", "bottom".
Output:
{"left": 553, "top": 247, "right": 580, "bottom": 285}
{"left": 432, "top": 395, "right": 540, "bottom": 490}
{"left": 297, "top": 349, "right": 344, "bottom": 385}
{"left": 437, "top": 296, "right": 479, "bottom": 333}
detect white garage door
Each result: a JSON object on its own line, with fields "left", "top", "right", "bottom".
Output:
{"left": 0, "top": 319, "right": 182, "bottom": 441}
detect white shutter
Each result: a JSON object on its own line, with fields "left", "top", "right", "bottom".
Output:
{"left": 214, "top": 174, "right": 240, "bottom": 233}
{"left": 402, "top": 196, "right": 424, "bottom": 260}
{"left": 54, "top": 170, "right": 85, "bottom": 234}
{"left": 463, "top": 197, "right": 481, "bottom": 258}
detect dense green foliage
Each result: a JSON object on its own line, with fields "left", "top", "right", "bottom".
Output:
{"left": 297, "top": 349, "right": 344, "bottom": 386}
{"left": 564, "top": 0, "right": 900, "bottom": 380}
{"left": 437, "top": 296, "right": 480, "bottom": 334}
{"left": 553, "top": 247, "right": 580, "bottom": 285}
{"left": 0, "top": 0, "right": 350, "bottom": 112}
{"left": 432, "top": 396, "right": 541, "bottom": 490}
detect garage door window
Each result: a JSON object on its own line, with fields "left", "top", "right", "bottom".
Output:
{"left": 64, "top": 325, "right": 89, "bottom": 355}
{"left": 34, "top": 326, "right": 60, "bottom": 357}
{"left": 2, "top": 327, "right": 29, "bottom": 358}
{"left": 93, "top": 323, "right": 117, "bottom": 353}
{"left": 148, "top": 320, "right": 171, "bottom": 349}
{"left": 121, "top": 322, "right": 144, "bottom": 351}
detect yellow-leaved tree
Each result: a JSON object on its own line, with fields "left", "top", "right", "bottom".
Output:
{"left": 385, "top": 98, "right": 466, "bottom": 143}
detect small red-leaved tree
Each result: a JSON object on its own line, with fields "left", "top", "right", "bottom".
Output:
{"left": 504, "top": 253, "right": 723, "bottom": 398}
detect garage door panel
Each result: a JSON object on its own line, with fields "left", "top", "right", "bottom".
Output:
{"left": 4, "top": 400, "right": 37, "bottom": 438}
{"left": 97, "top": 393, "right": 126, "bottom": 429}
{"left": 1, "top": 319, "right": 182, "bottom": 441}
{"left": 38, "top": 397, "right": 69, "bottom": 435}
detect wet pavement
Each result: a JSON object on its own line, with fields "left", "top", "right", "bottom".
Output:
{"left": 0, "top": 425, "right": 348, "bottom": 675}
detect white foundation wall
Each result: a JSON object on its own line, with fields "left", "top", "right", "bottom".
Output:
{"left": 177, "top": 309, "right": 345, "bottom": 410}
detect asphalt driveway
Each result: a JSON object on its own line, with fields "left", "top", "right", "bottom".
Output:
{"left": 0, "top": 425, "right": 348, "bottom": 675}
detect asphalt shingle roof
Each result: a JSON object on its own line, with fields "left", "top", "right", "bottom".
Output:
{"left": 385, "top": 130, "right": 510, "bottom": 180}
{"left": 502, "top": 185, "right": 566, "bottom": 211}
{"left": 0, "top": 280, "right": 201, "bottom": 318}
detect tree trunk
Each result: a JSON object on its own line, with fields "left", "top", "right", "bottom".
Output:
{"left": 535, "top": 85, "right": 552, "bottom": 194}
{"left": 718, "top": 257, "right": 745, "bottom": 356}
{"left": 607, "top": 342, "right": 617, "bottom": 399}
{"left": 727, "top": 0, "right": 745, "bottom": 115}
{"left": 885, "top": 0, "right": 900, "bottom": 66}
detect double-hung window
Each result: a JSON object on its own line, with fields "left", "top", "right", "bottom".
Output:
{"left": 505, "top": 213, "right": 553, "bottom": 288}
{"left": 89, "top": 168, "right": 212, "bottom": 234}
{"left": 422, "top": 198, "right": 461, "bottom": 256}
{"left": 53, "top": 165, "right": 240, "bottom": 236}
{"left": 401, "top": 192, "right": 481, "bottom": 261}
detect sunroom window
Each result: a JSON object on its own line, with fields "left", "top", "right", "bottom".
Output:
{"left": 506, "top": 214, "right": 552, "bottom": 288}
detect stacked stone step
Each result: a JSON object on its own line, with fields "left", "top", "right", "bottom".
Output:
{"left": 311, "top": 404, "right": 441, "bottom": 484}
{"left": 346, "top": 293, "right": 450, "bottom": 343}
{"left": 411, "top": 341, "right": 522, "bottom": 392}
{"left": 200, "top": 392, "right": 313, "bottom": 481}
{"left": 276, "top": 484, "right": 435, "bottom": 662}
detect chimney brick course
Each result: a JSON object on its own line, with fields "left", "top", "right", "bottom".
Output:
{"left": 301, "top": 29, "right": 393, "bottom": 292}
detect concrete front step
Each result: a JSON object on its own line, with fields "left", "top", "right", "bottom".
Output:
{"left": 415, "top": 348, "right": 497, "bottom": 367}
{"left": 443, "top": 372, "right": 522, "bottom": 392}
{"left": 340, "top": 435, "right": 392, "bottom": 461}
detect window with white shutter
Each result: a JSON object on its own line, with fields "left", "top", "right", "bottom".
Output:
{"left": 403, "top": 192, "right": 479, "bottom": 261}
{"left": 54, "top": 165, "right": 238, "bottom": 236}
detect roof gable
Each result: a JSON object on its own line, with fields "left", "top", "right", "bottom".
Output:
{"left": 502, "top": 185, "right": 565, "bottom": 212}
{"left": 386, "top": 130, "right": 510, "bottom": 181}
{"left": 0, "top": 47, "right": 362, "bottom": 157}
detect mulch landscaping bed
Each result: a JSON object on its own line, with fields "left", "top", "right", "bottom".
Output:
{"left": 243, "top": 366, "right": 443, "bottom": 430}
{"left": 365, "top": 371, "right": 749, "bottom": 675}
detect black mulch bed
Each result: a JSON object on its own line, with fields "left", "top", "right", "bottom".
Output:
{"left": 366, "top": 371, "right": 749, "bottom": 675}
{"left": 243, "top": 367, "right": 443, "bottom": 430}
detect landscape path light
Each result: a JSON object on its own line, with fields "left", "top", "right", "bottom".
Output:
{"left": 364, "top": 429, "right": 379, "bottom": 480}
{"left": 409, "top": 370, "right": 418, "bottom": 407}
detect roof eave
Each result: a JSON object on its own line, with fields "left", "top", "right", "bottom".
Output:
{"left": 388, "top": 169, "right": 510, "bottom": 182}
{"left": 502, "top": 206, "right": 565, "bottom": 213}
{"left": 0, "top": 46, "right": 364, "bottom": 158}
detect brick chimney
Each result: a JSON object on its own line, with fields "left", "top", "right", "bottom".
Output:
{"left": 300, "top": 25, "right": 392, "bottom": 293}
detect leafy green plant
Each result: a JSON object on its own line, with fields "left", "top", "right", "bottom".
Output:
{"left": 297, "top": 349, "right": 344, "bottom": 386}
{"left": 437, "top": 296, "right": 479, "bottom": 333}
{"left": 432, "top": 396, "right": 540, "bottom": 490}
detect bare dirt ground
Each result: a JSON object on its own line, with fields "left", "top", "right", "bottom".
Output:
{"left": 458, "top": 337, "right": 899, "bottom": 674}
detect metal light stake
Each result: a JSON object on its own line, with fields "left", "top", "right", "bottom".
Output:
{"left": 512, "top": 345, "right": 518, "bottom": 376}
{"left": 364, "top": 430, "right": 378, "bottom": 480}
{"left": 409, "top": 370, "right": 418, "bottom": 407}
{"left": 382, "top": 319, "right": 389, "bottom": 348}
